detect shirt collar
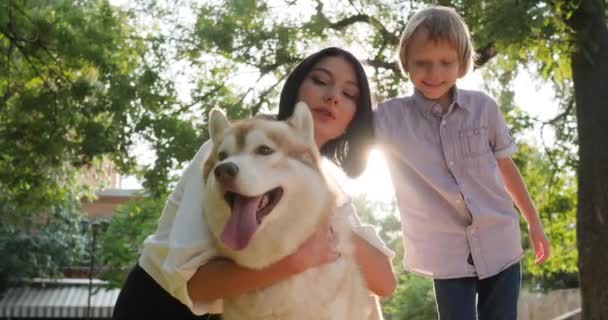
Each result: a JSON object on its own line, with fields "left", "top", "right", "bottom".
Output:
{"left": 411, "top": 85, "right": 469, "bottom": 116}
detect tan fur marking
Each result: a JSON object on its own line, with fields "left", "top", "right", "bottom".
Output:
{"left": 232, "top": 122, "right": 255, "bottom": 151}
{"left": 204, "top": 121, "right": 259, "bottom": 182}
{"left": 203, "top": 144, "right": 220, "bottom": 181}
{"left": 267, "top": 131, "right": 322, "bottom": 172}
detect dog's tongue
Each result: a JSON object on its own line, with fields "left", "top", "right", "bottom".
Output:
{"left": 220, "top": 195, "right": 262, "bottom": 250}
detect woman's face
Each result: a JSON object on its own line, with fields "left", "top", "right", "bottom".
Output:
{"left": 296, "top": 56, "right": 359, "bottom": 148}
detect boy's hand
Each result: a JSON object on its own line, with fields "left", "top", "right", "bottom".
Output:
{"left": 529, "top": 224, "right": 551, "bottom": 264}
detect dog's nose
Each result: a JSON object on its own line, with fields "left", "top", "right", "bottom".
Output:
{"left": 214, "top": 162, "right": 239, "bottom": 182}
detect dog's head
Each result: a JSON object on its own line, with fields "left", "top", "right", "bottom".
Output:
{"left": 203, "top": 102, "right": 337, "bottom": 268}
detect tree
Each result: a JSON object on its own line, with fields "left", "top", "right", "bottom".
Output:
{"left": 98, "top": 195, "right": 165, "bottom": 287}
{"left": 565, "top": 0, "right": 608, "bottom": 316}
{"left": 4, "top": 0, "right": 604, "bottom": 313}
{"left": 0, "top": 193, "right": 86, "bottom": 291}
{"left": 0, "top": 0, "right": 200, "bottom": 288}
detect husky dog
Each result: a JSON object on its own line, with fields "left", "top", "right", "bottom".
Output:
{"left": 202, "top": 102, "right": 382, "bottom": 320}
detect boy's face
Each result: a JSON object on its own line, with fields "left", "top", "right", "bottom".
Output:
{"left": 406, "top": 27, "right": 464, "bottom": 107}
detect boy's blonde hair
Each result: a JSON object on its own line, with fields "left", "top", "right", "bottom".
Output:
{"left": 398, "top": 6, "right": 475, "bottom": 77}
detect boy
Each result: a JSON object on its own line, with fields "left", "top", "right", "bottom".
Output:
{"left": 374, "top": 6, "right": 550, "bottom": 319}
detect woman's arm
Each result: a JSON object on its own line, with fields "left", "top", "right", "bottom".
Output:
{"left": 498, "top": 156, "right": 551, "bottom": 264}
{"left": 187, "top": 222, "right": 339, "bottom": 301}
{"left": 187, "top": 257, "right": 296, "bottom": 301}
{"left": 353, "top": 233, "right": 396, "bottom": 297}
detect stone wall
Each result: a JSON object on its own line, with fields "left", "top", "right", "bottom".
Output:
{"left": 518, "top": 289, "right": 581, "bottom": 320}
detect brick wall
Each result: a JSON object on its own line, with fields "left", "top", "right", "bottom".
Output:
{"left": 80, "top": 189, "right": 140, "bottom": 219}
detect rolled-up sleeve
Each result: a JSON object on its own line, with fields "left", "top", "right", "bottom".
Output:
{"left": 487, "top": 98, "right": 517, "bottom": 159}
{"left": 344, "top": 203, "right": 395, "bottom": 259}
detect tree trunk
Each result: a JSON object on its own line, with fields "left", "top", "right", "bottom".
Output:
{"left": 568, "top": 0, "right": 608, "bottom": 318}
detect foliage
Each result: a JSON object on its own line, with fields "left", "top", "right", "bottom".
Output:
{"left": 483, "top": 73, "right": 579, "bottom": 290}
{"left": 514, "top": 143, "right": 578, "bottom": 290}
{"left": 0, "top": 192, "right": 86, "bottom": 291}
{"left": 0, "top": 0, "right": 204, "bottom": 202}
{"left": 97, "top": 195, "right": 166, "bottom": 287}
{"left": 382, "top": 273, "right": 437, "bottom": 320}
{"left": 0, "top": 0, "right": 203, "bottom": 287}
{"left": 2, "top": 0, "right": 599, "bottom": 310}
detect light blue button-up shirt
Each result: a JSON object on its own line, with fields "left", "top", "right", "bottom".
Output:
{"left": 374, "top": 87, "right": 523, "bottom": 279}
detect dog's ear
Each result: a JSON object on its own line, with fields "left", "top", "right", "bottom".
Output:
{"left": 209, "top": 108, "right": 231, "bottom": 144}
{"left": 288, "top": 102, "right": 315, "bottom": 144}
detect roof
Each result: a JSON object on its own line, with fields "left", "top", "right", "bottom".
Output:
{"left": 95, "top": 189, "right": 141, "bottom": 197}
{"left": 0, "top": 279, "right": 120, "bottom": 318}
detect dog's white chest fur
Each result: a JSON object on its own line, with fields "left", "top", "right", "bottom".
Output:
{"left": 222, "top": 214, "right": 378, "bottom": 320}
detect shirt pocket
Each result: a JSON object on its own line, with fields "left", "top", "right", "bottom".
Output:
{"left": 459, "top": 126, "right": 490, "bottom": 158}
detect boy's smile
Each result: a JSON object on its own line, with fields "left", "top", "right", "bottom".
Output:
{"left": 406, "top": 27, "right": 464, "bottom": 109}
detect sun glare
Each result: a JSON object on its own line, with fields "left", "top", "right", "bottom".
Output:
{"left": 329, "top": 148, "right": 396, "bottom": 204}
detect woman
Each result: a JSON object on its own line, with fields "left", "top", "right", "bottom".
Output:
{"left": 113, "top": 47, "right": 396, "bottom": 319}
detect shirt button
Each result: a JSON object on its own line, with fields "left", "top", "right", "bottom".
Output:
{"left": 448, "top": 161, "right": 454, "bottom": 166}
{"left": 441, "top": 121, "right": 447, "bottom": 126}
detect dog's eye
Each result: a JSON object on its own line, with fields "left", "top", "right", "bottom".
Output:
{"left": 256, "top": 145, "right": 274, "bottom": 156}
{"left": 218, "top": 151, "right": 228, "bottom": 161}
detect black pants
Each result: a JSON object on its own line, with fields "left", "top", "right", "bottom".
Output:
{"left": 113, "top": 264, "right": 221, "bottom": 320}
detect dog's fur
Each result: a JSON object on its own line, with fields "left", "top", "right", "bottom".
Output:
{"left": 202, "top": 102, "right": 382, "bottom": 320}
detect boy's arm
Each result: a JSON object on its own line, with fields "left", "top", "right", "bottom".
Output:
{"left": 497, "top": 157, "right": 551, "bottom": 264}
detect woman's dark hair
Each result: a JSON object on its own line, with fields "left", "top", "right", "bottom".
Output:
{"left": 277, "top": 47, "right": 375, "bottom": 178}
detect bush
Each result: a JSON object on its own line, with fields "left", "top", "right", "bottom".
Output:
{"left": 382, "top": 272, "right": 438, "bottom": 320}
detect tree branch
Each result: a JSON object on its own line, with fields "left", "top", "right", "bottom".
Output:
{"left": 329, "top": 14, "right": 398, "bottom": 46}
{"left": 543, "top": 96, "right": 575, "bottom": 126}
{"left": 171, "top": 82, "right": 226, "bottom": 117}
{"left": 248, "top": 73, "right": 288, "bottom": 116}
{"left": 363, "top": 58, "right": 401, "bottom": 74}
{"left": 534, "top": 97, "right": 575, "bottom": 190}
{"left": 475, "top": 42, "right": 497, "bottom": 68}
{"left": 309, "top": 0, "right": 397, "bottom": 46}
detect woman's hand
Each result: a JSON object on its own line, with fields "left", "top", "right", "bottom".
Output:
{"left": 281, "top": 220, "right": 341, "bottom": 273}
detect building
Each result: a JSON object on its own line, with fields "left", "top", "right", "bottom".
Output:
{"left": 1, "top": 163, "right": 141, "bottom": 319}
{"left": 0, "top": 279, "right": 118, "bottom": 319}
